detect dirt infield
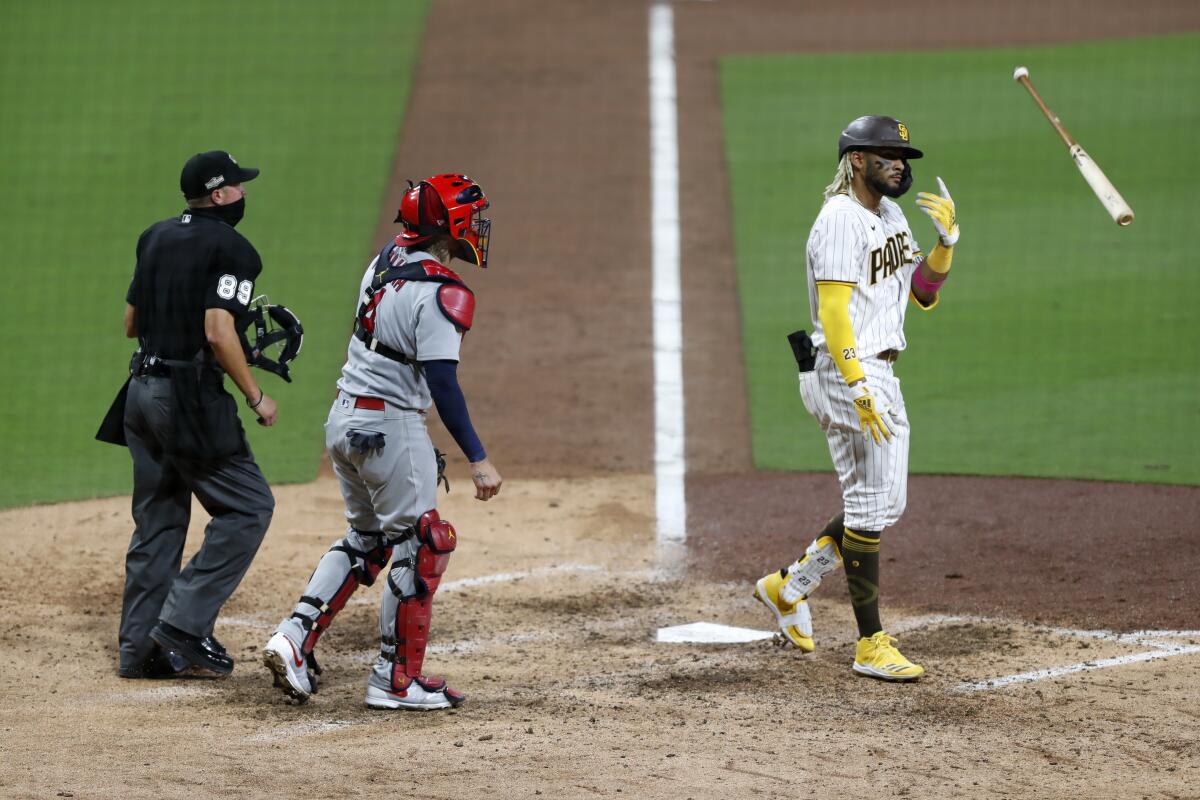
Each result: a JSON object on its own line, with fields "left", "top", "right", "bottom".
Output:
{"left": 5, "top": 1, "right": 1200, "bottom": 798}
{"left": 4, "top": 475, "right": 1200, "bottom": 799}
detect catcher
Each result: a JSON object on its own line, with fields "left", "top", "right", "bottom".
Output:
{"left": 263, "top": 173, "right": 502, "bottom": 709}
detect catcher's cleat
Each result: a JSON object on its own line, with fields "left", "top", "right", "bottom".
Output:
{"left": 754, "top": 569, "right": 814, "bottom": 652}
{"left": 365, "top": 674, "right": 464, "bottom": 711}
{"left": 262, "top": 631, "right": 316, "bottom": 704}
{"left": 852, "top": 631, "right": 925, "bottom": 681}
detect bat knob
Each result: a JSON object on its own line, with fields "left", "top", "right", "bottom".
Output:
{"left": 1013, "top": 65, "right": 1029, "bottom": 81}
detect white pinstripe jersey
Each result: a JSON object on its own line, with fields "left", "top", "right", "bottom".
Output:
{"left": 805, "top": 194, "right": 923, "bottom": 359}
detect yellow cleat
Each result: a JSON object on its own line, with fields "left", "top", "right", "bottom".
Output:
{"left": 852, "top": 631, "right": 924, "bottom": 681}
{"left": 753, "top": 570, "right": 814, "bottom": 652}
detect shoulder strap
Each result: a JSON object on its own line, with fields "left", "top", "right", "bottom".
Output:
{"left": 352, "top": 244, "right": 474, "bottom": 364}
{"left": 369, "top": 242, "right": 470, "bottom": 291}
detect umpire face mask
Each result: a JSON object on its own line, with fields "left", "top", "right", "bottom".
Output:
{"left": 213, "top": 196, "right": 246, "bottom": 227}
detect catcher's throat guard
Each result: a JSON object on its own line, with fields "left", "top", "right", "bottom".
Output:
{"left": 239, "top": 296, "right": 304, "bottom": 383}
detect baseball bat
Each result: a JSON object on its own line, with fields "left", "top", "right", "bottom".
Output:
{"left": 1012, "top": 65, "right": 1134, "bottom": 227}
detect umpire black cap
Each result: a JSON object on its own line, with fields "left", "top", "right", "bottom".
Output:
{"left": 180, "top": 150, "right": 260, "bottom": 199}
{"left": 837, "top": 116, "right": 923, "bottom": 161}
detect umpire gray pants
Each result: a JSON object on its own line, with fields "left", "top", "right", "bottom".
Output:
{"left": 119, "top": 375, "right": 274, "bottom": 672}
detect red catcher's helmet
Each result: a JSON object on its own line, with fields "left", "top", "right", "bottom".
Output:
{"left": 394, "top": 174, "right": 492, "bottom": 267}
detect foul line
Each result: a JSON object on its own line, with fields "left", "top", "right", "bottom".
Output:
{"left": 899, "top": 614, "right": 1200, "bottom": 692}
{"left": 649, "top": 2, "right": 686, "bottom": 544}
{"left": 957, "top": 643, "right": 1200, "bottom": 693}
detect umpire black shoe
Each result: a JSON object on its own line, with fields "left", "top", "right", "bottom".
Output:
{"left": 150, "top": 622, "right": 235, "bottom": 676}
{"left": 118, "top": 646, "right": 191, "bottom": 679}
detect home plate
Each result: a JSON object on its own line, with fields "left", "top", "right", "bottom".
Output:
{"left": 656, "top": 622, "right": 775, "bottom": 644}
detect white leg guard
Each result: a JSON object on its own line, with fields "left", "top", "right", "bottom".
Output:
{"left": 780, "top": 535, "right": 843, "bottom": 604}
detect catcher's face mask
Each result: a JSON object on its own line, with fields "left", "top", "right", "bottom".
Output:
{"left": 238, "top": 297, "right": 304, "bottom": 382}
{"left": 394, "top": 174, "right": 492, "bottom": 268}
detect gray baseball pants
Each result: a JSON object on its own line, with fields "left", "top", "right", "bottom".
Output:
{"left": 276, "top": 395, "right": 438, "bottom": 684}
{"left": 119, "top": 375, "right": 274, "bottom": 672}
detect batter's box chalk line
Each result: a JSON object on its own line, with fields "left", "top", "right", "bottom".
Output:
{"left": 654, "top": 614, "right": 1200, "bottom": 691}
{"left": 246, "top": 719, "right": 357, "bottom": 743}
{"left": 346, "top": 563, "right": 607, "bottom": 606}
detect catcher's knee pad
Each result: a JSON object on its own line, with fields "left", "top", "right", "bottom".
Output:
{"left": 382, "top": 510, "right": 457, "bottom": 687}
{"left": 293, "top": 529, "right": 393, "bottom": 654}
{"left": 780, "top": 535, "right": 843, "bottom": 604}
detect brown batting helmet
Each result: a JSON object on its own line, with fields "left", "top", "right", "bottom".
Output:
{"left": 837, "top": 116, "right": 924, "bottom": 161}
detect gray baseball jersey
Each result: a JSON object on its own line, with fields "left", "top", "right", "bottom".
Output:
{"left": 336, "top": 248, "right": 464, "bottom": 410}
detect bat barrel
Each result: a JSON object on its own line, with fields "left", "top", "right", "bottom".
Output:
{"left": 1015, "top": 67, "right": 1134, "bottom": 227}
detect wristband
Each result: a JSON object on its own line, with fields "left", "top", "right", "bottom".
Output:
{"left": 911, "top": 267, "right": 946, "bottom": 297}
{"left": 247, "top": 390, "right": 264, "bottom": 410}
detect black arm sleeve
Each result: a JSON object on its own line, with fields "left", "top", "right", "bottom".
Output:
{"left": 424, "top": 359, "right": 486, "bottom": 463}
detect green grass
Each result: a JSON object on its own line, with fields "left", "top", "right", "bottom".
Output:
{"left": 720, "top": 34, "right": 1200, "bottom": 485}
{"left": 0, "top": 1, "right": 429, "bottom": 508}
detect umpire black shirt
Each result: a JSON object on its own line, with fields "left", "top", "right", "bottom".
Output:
{"left": 126, "top": 206, "right": 262, "bottom": 360}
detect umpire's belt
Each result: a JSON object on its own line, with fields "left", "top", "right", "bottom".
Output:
{"left": 131, "top": 351, "right": 220, "bottom": 378}
{"left": 130, "top": 352, "right": 174, "bottom": 377}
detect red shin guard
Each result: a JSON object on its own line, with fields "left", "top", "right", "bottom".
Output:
{"left": 390, "top": 510, "right": 457, "bottom": 688}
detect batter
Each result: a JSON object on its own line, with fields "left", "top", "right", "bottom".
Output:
{"left": 755, "top": 116, "right": 960, "bottom": 680}
{"left": 262, "top": 174, "right": 502, "bottom": 708}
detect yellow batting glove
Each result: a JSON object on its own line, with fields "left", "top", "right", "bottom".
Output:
{"left": 915, "top": 176, "right": 959, "bottom": 248}
{"left": 851, "top": 383, "right": 895, "bottom": 445}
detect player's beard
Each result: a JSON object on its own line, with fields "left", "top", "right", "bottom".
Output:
{"left": 868, "top": 163, "right": 913, "bottom": 198}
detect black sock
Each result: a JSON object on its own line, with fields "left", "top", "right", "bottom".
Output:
{"left": 822, "top": 512, "right": 846, "bottom": 551}
{"left": 842, "top": 527, "right": 881, "bottom": 638}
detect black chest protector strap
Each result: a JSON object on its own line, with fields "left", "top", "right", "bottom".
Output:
{"left": 353, "top": 242, "right": 469, "bottom": 365}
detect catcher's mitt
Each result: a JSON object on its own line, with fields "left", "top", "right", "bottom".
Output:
{"left": 436, "top": 448, "right": 450, "bottom": 493}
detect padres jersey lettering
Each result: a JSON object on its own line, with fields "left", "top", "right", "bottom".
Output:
{"left": 806, "top": 194, "right": 922, "bottom": 359}
{"left": 868, "top": 232, "right": 914, "bottom": 286}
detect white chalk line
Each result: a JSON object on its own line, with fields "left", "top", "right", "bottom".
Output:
{"left": 345, "top": 562, "right": 607, "bottom": 606}
{"left": 247, "top": 719, "right": 358, "bottom": 742}
{"left": 221, "top": 563, "right": 625, "bottom": 641}
{"left": 440, "top": 563, "right": 606, "bottom": 592}
{"left": 956, "top": 644, "right": 1200, "bottom": 693}
{"left": 219, "top": 579, "right": 1200, "bottom": 696}
{"left": 893, "top": 614, "right": 1200, "bottom": 692}
{"left": 99, "top": 684, "right": 212, "bottom": 703}
{"left": 649, "top": 1, "right": 686, "bottom": 544}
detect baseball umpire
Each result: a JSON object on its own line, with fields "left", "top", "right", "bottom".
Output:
{"left": 102, "top": 150, "right": 277, "bottom": 679}
{"left": 262, "top": 173, "right": 502, "bottom": 709}
{"left": 754, "top": 116, "right": 961, "bottom": 680}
